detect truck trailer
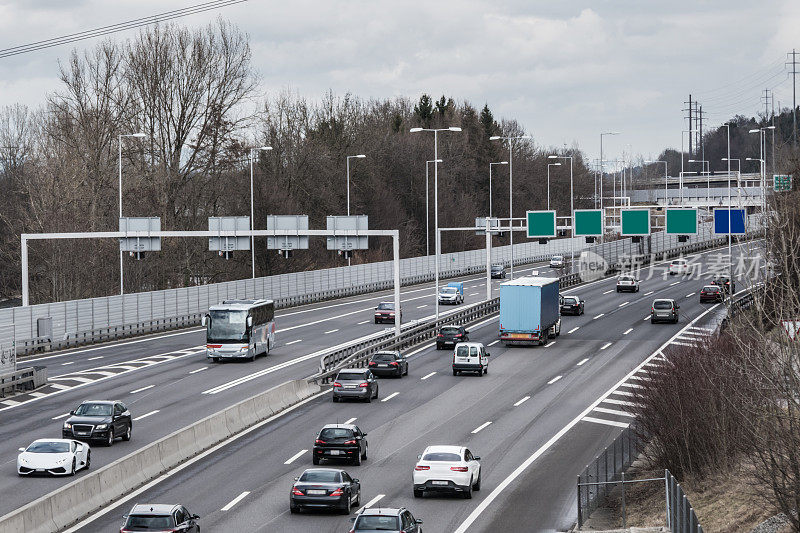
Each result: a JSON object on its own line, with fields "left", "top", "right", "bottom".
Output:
{"left": 499, "top": 276, "right": 561, "bottom": 345}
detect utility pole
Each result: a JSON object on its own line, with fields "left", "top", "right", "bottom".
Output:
{"left": 699, "top": 105, "right": 705, "bottom": 173}
{"left": 788, "top": 49, "right": 799, "bottom": 147}
{"left": 686, "top": 95, "right": 693, "bottom": 156}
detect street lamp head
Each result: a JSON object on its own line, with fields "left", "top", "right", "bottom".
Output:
{"left": 550, "top": 162, "right": 561, "bottom": 166}
{"left": 131, "top": 133, "right": 147, "bottom": 138}
{"left": 259, "top": 146, "right": 273, "bottom": 151}
{"left": 745, "top": 157, "right": 756, "bottom": 161}
{"left": 519, "top": 135, "right": 532, "bottom": 140}
{"left": 489, "top": 136, "right": 501, "bottom": 140}
{"left": 410, "top": 127, "right": 423, "bottom": 133}
{"left": 765, "top": 126, "right": 776, "bottom": 130}
{"left": 603, "top": 132, "right": 621, "bottom": 136}
{"left": 356, "top": 154, "right": 366, "bottom": 158}
{"left": 748, "top": 129, "right": 760, "bottom": 134}
{"left": 548, "top": 155, "right": 558, "bottom": 159}
{"left": 448, "top": 127, "right": 462, "bottom": 132}
{"left": 499, "top": 161, "right": 508, "bottom": 165}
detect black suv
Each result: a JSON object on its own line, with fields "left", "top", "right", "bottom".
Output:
{"left": 351, "top": 507, "right": 423, "bottom": 532}
{"left": 368, "top": 351, "right": 409, "bottom": 377}
{"left": 63, "top": 400, "right": 132, "bottom": 447}
{"left": 436, "top": 325, "right": 468, "bottom": 350}
{"left": 712, "top": 275, "right": 735, "bottom": 294}
{"left": 490, "top": 264, "right": 506, "bottom": 279}
{"left": 313, "top": 424, "right": 368, "bottom": 465}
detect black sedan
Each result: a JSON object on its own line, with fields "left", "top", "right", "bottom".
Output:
{"left": 560, "top": 295, "right": 584, "bottom": 315}
{"left": 436, "top": 325, "right": 468, "bottom": 349}
{"left": 313, "top": 424, "right": 368, "bottom": 465}
{"left": 62, "top": 400, "right": 132, "bottom": 447}
{"left": 290, "top": 468, "right": 360, "bottom": 514}
{"left": 490, "top": 264, "right": 506, "bottom": 279}
{"left": 711, "top": 275, "right": 735, "bottom": 294}
{"left": 351, "top": 507, "right": 423, "bottom": 532}
{"left": 368, "top": 351, "right": 408, "bottom": 377}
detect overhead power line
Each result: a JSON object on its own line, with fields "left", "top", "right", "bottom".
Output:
{"left": 0, "top": 0, "right": 248, "bottom": 59}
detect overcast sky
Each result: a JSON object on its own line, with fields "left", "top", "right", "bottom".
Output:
{"left": 1, "top": 0, "right": 798, "bottom": 162}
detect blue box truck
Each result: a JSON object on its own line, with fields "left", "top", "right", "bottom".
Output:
{"left": 499, "top": 276, "right": 561, "bottom": 345}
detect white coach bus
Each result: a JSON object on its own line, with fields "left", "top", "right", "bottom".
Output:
{"left": 202, "top": 299, "right": 275, "bottom": 362}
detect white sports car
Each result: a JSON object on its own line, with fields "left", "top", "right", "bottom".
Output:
{"left": 413, "top": 445, "right": 481, "bottom": 498}
{"left": 17, "top": 439, "right": 91, "bottom": 476}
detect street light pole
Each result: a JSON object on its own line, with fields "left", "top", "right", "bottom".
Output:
{"left": 599, "top": 132, "right": 620, "bottom": 238}
{"left": 546, "top": 162, "right": 561, "bottom": 211}
{"left": 118, "top": 132, "right": 147, "bottom": 295}
{"left": 411, "top": 127, "right": 462, "bottom": 320}
{"left": 680, "top": 130, "right": 697, "bottom": 207}
{"left": 489, "top": 161, "right": 508, "bottom": 218}
{"left": 549, "top": 155, "right": 573, "bottom": 268}
{"left": 425, "top": 159, "right": 442, "bottom": 256}
{"left": 250, "top": 146, "right": 273, "bottom": 278}
{"left": 490, "top": 134, "right": 532, "bottom": 281}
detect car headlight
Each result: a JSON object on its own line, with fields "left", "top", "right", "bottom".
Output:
{"left": 63, "top": 422, "right": 72, "bottom": 429}
{"left": 95, "top": 424, "right": 108, "bottom": 430}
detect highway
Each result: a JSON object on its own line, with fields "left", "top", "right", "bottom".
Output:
{"left": 70, "top": 241, "right": 762, "bottom": 532}
{"left": 0, "top": 263, "right": 547, "bottom": 517}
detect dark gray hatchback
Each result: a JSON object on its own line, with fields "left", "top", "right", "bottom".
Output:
{"left": 332, "top": 369, "right": 379, "bottom": 402}
{"left": 436, "top": 326, "right": 468, "bottom": 350}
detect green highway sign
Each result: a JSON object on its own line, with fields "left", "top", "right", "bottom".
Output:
{"left": 774, "top": 174, "right": 792, "bottom": 192}
{"left": 526, "top": 210, "right": 556, "bottom": 239}
{"left": 620, "top": 209, "right": 650, "bottom": 236}
{"left": 666, "top": 208, "right": 698, "bottom": 235}
{"left": 573, "top": 209, "right": 603, "bottom": 236}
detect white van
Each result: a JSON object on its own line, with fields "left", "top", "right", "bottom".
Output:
{"left": 452, "top": 342, "right": 489, "bottom": 376}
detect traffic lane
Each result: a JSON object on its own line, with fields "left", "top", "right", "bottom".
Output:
{"left": 78, "top": 288, "right": 686, "bottom": 532}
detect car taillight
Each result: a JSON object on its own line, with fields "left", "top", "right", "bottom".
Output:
{"left": 389, "top": 362, "right": 399, "bottom": 366}
{"left": 333, "top": 382, "right": 341, "bottom": 388}
{"left": 344, "top": 439, "right": 357, "bottom": 445}
{"left": 415, "top": 465, "right": 430, "bottom": 471}
{"left": 315, "top": 439, "right": 326, "bottom": 445}
{"left": 437, "top": 334, "right": 443, "bottom": 337}
{"left": 389, "top": 312, "right": 395, "bottom": 316}
{"left": 359, "top": 382, "right": 369, "bottom": 388}
{"left": 450, "top": 466, "right": 469, "bottom": 472}
{"left": 455, "top": 334, "right": 462, "bottom": 337}
{"left": 368, "top": 362, "right": 376, "bottom": 366}
{"left": 330, "top": 488, "right": 344, "bottom": 496}
{"left": 292, "top": 488, "right": 304, "bottom": 496}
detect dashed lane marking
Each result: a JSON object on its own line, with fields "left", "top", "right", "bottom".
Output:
{"left": 133, "top": 410, "right": 159, "bottom": 421}
{"left": 283, "top": 449, "right": 307, "bottom": 465}
{"left": 514, "top": 396, "right": 530, "bottom": 407}
{"left": 547, "top": 375, "right": 562, "bottom": 385}
{"left": 582, "top": 416, "right": 629, "bottom": 428}
{"left": 221, "top": 491, "right": 250, "bottom": 512}
{"left": 471, "top": 421, "right": 492, "bottom": 434}
{"left": 577, "top": 358, "right": 589, "bottom": 366}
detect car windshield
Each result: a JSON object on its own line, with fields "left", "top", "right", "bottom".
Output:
{"left": 423, "top": 452, "right": 461, "bottom": 461}
{"left": 653, "top": 301, "right": 673, "bottom": 310}
{"left": 337, "top": 371, "right": 366, "bottom": 381}
{"left": 207, "top": 309, "right": 248, "bottom": 343}
{"left": 74, "top": 402, "right": 113, "bottom": 416}
{"left": 372, "top": 353, "right": 397, "bottom": 362}
{"left": 455, "top": 345, "right": 472, "bottom": 357}
{"left": 440, "top": 327, "right": 460, "bottom": 335}
{"left": 377, "top": 303, "right": 394, "bottom": 310}
{"left": 125, "top": 515, "right": 174, "bottom": 529}
{"left": 319, "top": 428, "right": 355, "bottom": 439}
{"left": 355, "top": 516, "right": 400, "bottom": 530}
{"left": 441, "top": 288, "right": 457, "bottom": 294}
{"left": 619, "top": 277, "right": 633, "bottom": 282}
{"left": 672, "top": 260, "right": 686, "bottom": 265}
{"left": 564, "top": 297, "right": 578, "bottom": 304}
{"left": 704, "top": 286, "right": 720, "bottom": 292}
{"left": 26, "top": 441, "right": 70, "bottom": 453}
{"left": 552, "top": 256, "right": 562, "bottom": 261}
{"left": 492, "top": 265, "right": 502, "bottom": 270}
{"left": 299, "top": 470, "right": 340, "bottom": 483}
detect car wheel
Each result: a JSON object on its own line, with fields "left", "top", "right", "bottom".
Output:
{"left": 122, "top": 424, "right": 132, "bottom": 441}
{"left": 361, "top": 445, "right": 367, "bottom": 460}
{"left": 289, "top": 503, "right": 300, "bottom": 514}
{"left": 474, "top": 471, "right": 481, "bottom": 491}
{"left": 106, "top": 429, "right": 114, "bottom": 447}
{"left": 373, "top": 386, "right": 379, "bottom": 399}
{"left": 70, "top": 458, "right": 77, "bottom": 476}
{"left": 85, "top": 451, "right": 91, "bottom": 470}
{"left": 365, "top": 393, "right": 372, "bottom": 403}
{"left": 453, "top": 369, "right": 458, "bottom": 376}
{"left": 636, "top": 286, "right": 640, "bottom": 292}
{"left": 332, "top": 395, "right": 339, "bottom": 403}
{"left": 413, "top": 488, "right": 424, "bottom": 498}
{"left": 375, "top": 319, "right": 379, "bottom": 324}
{"left": 354, "top": 453, "right": 361, "bottom": 466}
{"left": 436, "top": 344, "right": 442, "bottom": 350}
{"left": 484, "top": 366, "right": 488, "bottom": 375}
{"left": 312, "top": 455, "right": 320, "bottom": 465}
{"left": 211, "top": 357, "right": 219, "bottom": 363}
{"left": 339, "top": 499, "right": 351, "bottom": 515}
{"left": 650, "top": 318, "right": 656, "bottom": 324}
{"left": 404, "top": 365, "right": 409, "bottom": 376}
{"left": 463, "top": 481, "right": 473, "bottom": 499}
{"left": 353, "top": 490, "right": 360, "bottom": 507}
{"left": 616, "top": 288, "right": 620, "bottom": 293}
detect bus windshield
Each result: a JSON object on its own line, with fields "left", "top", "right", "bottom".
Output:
{"left": 207, "top": 310, "right": 248, "bottom": 343}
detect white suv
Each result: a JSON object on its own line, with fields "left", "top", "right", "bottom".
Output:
{"left": 413, "top": 445, "right": 481, "bottom": 499}
{"left": 668, "top": 258, "right": 689, "bottom": 275}
{"left": 616, "top": 275, "right": 640, "bottom": 292}
{"left": 549, "top": 255, "right": 564, "bottom": 268}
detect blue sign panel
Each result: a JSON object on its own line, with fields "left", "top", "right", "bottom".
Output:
{"left": 713, "top": 208, "right": 746, "bottom": 235}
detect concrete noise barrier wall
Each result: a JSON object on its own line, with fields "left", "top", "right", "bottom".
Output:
{"left": 0, "top": 379, "right": 320, "bottom": 533}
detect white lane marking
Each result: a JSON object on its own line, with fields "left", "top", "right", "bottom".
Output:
{"left": 283, "top": 449, "right": 307, "bottom": 465}
{"left": 29, "top": 392, "right": 47, "bottom": 398}
{"left": 487, "top": 340, "right": 499, "bottom": 346}
{"left": 618, "top": 302, "right": 629, "bottom": 307}
{"left": 547, "top": 375, "right": 562, "bottom": 385}
{"left": 602, "top": 289, "right": 613, "bottom": 294}
{"left": 324, "top": 329, "right": 339, "bottom": 334}
{"left": 644, "top": 291, "right": 654, "bottom": 296}
{"left": 357, "top": 320, "right": 370, "bottom": 325}
{"left": 643, "top": 315, "right": 651, "bottom": 321}
{"left": 189, "top": 367, "right": 207, "bottom": 374}
{"left": 358, "top": 494, "right": 385, "bottom": 514}
{"left": 513, "top": 396, "right": 530, "bottom": 407}
{"left": 75, "top": 370, "right": 115, "bottom": 377}
{"left": 285, "top": 339, "right": 302, "bottom": 345}
{"left": 420, "top": 372, "right": 437, "bottom": 380}
{"left": 61, "top": 361, "right": 75, "bottom": 366}
{"left": 582, "top": 416, "right": 630, "bottom": 428}
{"left": 49, "top": 383, "right": 72, "bottom": 390}
{"left": 685, "top": 293, "right": 694, "bottom": 298}
{"left": 381, "top": 392, "right": 399, "bottom": 402}
{"left": 417, "top": 305, "right": 428, "bottom": 309}
{"left": 133, "top": 410, "right": 160, "bottom": 421}
{"left": 687, "top": 326, "right": 714, "bottom": 333}
{"left": 600, "top": 342, "right": 613, "bottom": 350}
{"left": 618, "top": 382, "right": 643, "bottom": 389}
{"left": 50, "top": 376, "right": 94, "bottom": 384}
{"left": 576, "top": 358, "right": 589, "bottom": 366}
{"left": 611, "top": 389, "right": 636, "bottom": 397}
{"left": 594, "top": 406, "right": 635, "bottom": 417}
{"left": 344, "top": 417, "right": 357, "bottom": 424}
{"left": 221, "top": 491, "right": 250, "bottom": 511}
{"left": 1, "top": 399, "right": 21, "bottom": 406}
{"left": 52, "top": 413, "right": 70, "bottom": 420}
{"left": 130, "top": 385, "right": 155, "bottom": 394}
{"left": 545, "top": 341, "right": 556, "bottom": 347}
{"left": 593, "top": 313, "right": 605, "bottom": 319}
{"left": 602, "top": 398, "right": 639, "bottom": 407}
{"left": 567, "top": 326, "right": 580, "bottom": 334}
{"left": 623, "top": 328, "right": 633, "bottom": 335}
{"left": 471, "top": 421, "right": 492, "bottom": 434}
{"left": 469, "top": 292, "right": 479, "bottom": 296}
{"left": 87, "top": 356, "right": 104, "bottom": 361}
{"left": 671, "top": 341, "right": 695, "bottom": 346}
{"left": 670, "top": 281, "right": 680, "bottom": 286}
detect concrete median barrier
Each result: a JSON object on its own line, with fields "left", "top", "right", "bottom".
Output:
{"left": 0, "top": 379, "right": 320, "bottom": 533}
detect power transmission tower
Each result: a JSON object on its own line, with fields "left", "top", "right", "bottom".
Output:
{"left": 788, "top": 49, "right": 799, "bottom": 147}
{"left": 683, "top": 95, "right": 701, "bottom": 157}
